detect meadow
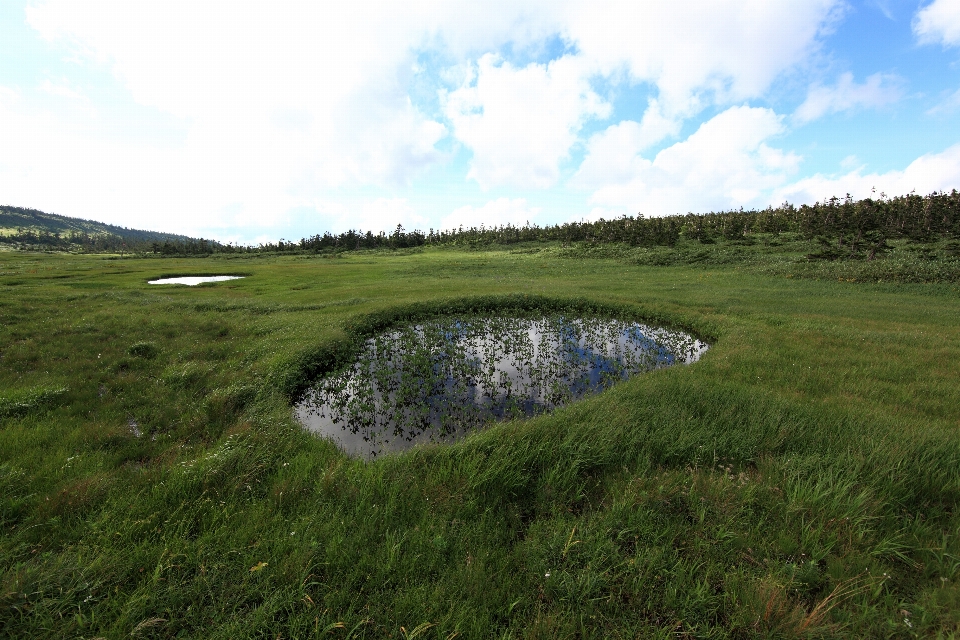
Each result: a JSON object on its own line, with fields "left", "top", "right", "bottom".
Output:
{"left": 1, "top": 243, "right": 959, "bottom": 638}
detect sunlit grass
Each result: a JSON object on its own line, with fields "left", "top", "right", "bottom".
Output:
{"left": 1, "top": 248, "right": 959, "bottom": 637}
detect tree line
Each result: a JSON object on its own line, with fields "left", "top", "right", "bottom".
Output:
{"left": 287, "top": 190, "right": 960, "bottom": 255}
{"left": 5, "top": 190, "right": 958, "bottom": 256}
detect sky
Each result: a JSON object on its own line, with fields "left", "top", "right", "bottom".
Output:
{"left": 2, "top": 1, "right": 960, "bottom": 244}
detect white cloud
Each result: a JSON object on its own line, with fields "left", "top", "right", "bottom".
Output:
{"left": 572, "top": 103, "right": 684, "bottom": 189}
{"left": 914, "top": 0, "right": 960, "bottom": 47}
{"left": 575, "top": 106, "right": 800, "bottom": 216}
{"left": 928, "top": 88, "right": 960, "bottom": 115}
{"left": 873, "top": 1, "right": 895, "bottom": 21}
{"left": 775, "top": 144, "right": 960, "bottom": 203}
{"left": 443, "top": 54, "right": 609, "bottom": 189}
{"left": 439, "top": 1, "right": 841, "bottom": 188}
{"left": 573, "top": 121, "right": 654, "bottom": 189}
{"left": 22, "top": 0, "right": 841, "bottom": 183}
{"left": 794, "top": 72, "right": 902, "bottom": 123}
{"left": 449, "top": 0, "right": 839, "bottom": 190}
{"left": 338, "top": 198, "right": 429, "bottom": 234}
{"left": 24, "top": 0, "right": 454, "bottom": 190}
{"left": 440, "top": 197, "right": 541, "bottom": 231}
{"left": 40, "top": 80, "right": 86, "bottom": 103}
{"left": 7, "top": 0, "right": 851, "bottom": 240}
{"left": 840, "top": 154, "right": 861, "bottom": 170}
{"left": 552, "top": 1, "right": 842, "bottom": 162}
{"left": 0, "top": 86, "right": 189, "bottom": 232}
{"left": 17, "top": 0, "right": 578, "bottom": 239}
{"left": 630, "top": 99, "right": 685, "bottom": 151}
{"left": 576, "top": 115, "right": 960, "bottom": 219}
{"left": 564, "top": 0, "right": 841, "bottom": 113}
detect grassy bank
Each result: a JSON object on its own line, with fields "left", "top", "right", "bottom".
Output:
{"left": 1, "top": 248, "right": 959, "bottom": 638}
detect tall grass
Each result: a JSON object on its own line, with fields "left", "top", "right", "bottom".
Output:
{"left": 1, "top": 248, "right": 958, "bottom": 637}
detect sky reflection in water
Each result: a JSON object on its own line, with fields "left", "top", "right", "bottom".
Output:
{"left": 148, "top": 276, "right": 244, "bottom": 286}
{"left": 297, "top": 316, "right": 708, "bottom": 459}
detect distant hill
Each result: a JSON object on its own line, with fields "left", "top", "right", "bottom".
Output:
{"left": 0, "top": 205, "right": 195, "bottom": 243}
{"left": 0, "top": 205, "right": 207, "bottom": 252}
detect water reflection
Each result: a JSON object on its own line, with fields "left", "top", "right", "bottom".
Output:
{"left": 148, "top": 276, "right": 243, "bottom": 286}
{"left": 296, "top": 316, "right": 708, "bottom": 459}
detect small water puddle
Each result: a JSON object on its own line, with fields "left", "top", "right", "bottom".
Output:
{"left": 148, "top": 276, "right": 244, "bottom": 286}
{"left": 296, "top": 316, "right": 708, "bottom": 459}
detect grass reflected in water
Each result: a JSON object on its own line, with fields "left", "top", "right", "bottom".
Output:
{"left": 297, "top": 316, "right": 707, "bottom": 458}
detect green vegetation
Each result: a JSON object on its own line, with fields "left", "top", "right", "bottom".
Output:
{"left": 299, "top": 312, "right": 704, "bottom": 458}
{"left": 0, "top": 206, "right": 213, "bottom": 254}
{"left": 6, "top": 190, "right": 960, "bottom": 266}
{"left": 1, "top": 244, "right": 959, "bottom": 638}
{"left": 294, "top": 190, "right": 960, "bottom": 256}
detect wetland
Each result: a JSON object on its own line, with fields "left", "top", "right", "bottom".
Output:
{"left": 2, "top": 247, "right": 959, "bottom": 638}
{"left": 297, "top": 316, "right": 708, "bottom": 458}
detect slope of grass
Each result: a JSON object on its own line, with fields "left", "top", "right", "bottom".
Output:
{"left": 1, "top": 249, "right": 959, "bottom": 638}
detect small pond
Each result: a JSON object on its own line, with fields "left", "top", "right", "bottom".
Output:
{"left": 296, "top": 316, "right": 708, "bottom": 459}
{"left": 148, "top": 276, "right": 244, "bottom": 286}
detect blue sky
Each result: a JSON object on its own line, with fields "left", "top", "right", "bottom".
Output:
{"left": 2, "top": 0, "right": 960, "bottom": 244}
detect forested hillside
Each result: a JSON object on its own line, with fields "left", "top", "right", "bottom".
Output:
{"left": 0, "top": 205, "right": 205, "bottom": 253}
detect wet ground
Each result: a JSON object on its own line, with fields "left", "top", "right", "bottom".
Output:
{"left": 297, "top": 316, "right": 708, "bottom": 459}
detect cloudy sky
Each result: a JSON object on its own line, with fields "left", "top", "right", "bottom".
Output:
{"left": 2, "top": 1, "right": 960, "bottom": 243}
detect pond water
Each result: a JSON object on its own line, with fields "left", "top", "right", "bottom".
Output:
{"left": 148, "top": 276, "right": 244, "bottom": 286}
{"left": 296, "top": 316, "right": 708, "bottom": 459}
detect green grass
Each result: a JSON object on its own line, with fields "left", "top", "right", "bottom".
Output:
{"left": 1, "top": 247, "right": 960, "bottom": 638}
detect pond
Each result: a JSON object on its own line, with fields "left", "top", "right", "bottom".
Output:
{"left": 148, "top": 276, "right": 244, "bottom": 286}
{"left": 296, "top": 316, "right": 708, "bottom": 459}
